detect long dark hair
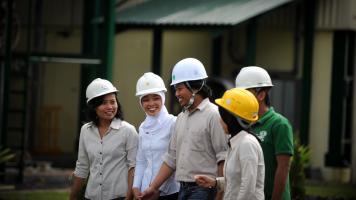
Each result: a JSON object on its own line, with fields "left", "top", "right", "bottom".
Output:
{"left": 86, "top": 93, "right": 123, "bottom": 126}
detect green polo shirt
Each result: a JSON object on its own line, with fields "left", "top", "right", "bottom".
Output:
{"left": 252, "top": 107, "right": 294, "bottom": 200}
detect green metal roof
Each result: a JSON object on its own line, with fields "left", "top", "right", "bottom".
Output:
{"left": 116, "top": 0, "right": 292, "bottom": 26}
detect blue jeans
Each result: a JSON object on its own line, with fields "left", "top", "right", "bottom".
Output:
{"left": 177, "top": 185, "right": 217, "bottom": 200}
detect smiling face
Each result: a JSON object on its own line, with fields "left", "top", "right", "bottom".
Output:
{"left": 95, "top": 93, "right": 118, "bottom": 122}
{"left": 174, "top": 83, "right": 193, "bottom": 108}
{"left": 141, "top": 93, "right": 162, "bottom": 116}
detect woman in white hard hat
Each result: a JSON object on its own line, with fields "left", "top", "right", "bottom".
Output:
{"left": 132, "top": 72, "right": 179, "bottom": 200}
{"left": 70, "top": 78, "right": 138, "bottom": 200}
{"left": 194, "top": 88, "right": 265, "bottom": 200}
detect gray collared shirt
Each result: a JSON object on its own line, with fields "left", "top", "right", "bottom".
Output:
{"left": 163, "top": 98, "right": 228, "bottom": 182}
{"left": 74, "top": 118, "right": 138, "bottom": 200}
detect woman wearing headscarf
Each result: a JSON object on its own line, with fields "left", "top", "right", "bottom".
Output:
{"left": 132, "top": 72, "right": 179, "bottom": 200}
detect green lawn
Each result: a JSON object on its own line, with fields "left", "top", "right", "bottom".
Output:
{"left": 305, "top": 182, "right": 356, "bottom": 199}
{"left": 0, "top": 189, "right": 69, "bottom": 200}
{"left": 0, "top": 183, "right": 356, "bottom": 200}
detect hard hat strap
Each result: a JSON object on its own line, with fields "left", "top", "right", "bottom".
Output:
{"left": 249, "top": 87, "right": 262, "bottom": 94}
{"left": 183, "top": 93, "right": 195, "bottom": 111}
{"left": 237, "top": 117, "right": 251, "bottom": 129}
{"left": 183, "top": 80, "right": 206, "bottom": 111}
{"left": 185, "top": 80, "right": 205, "bottom": 94}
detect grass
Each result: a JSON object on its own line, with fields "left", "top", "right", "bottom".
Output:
{"left": 305, "top": 182, "right": 356, "bottom": 199}
{"left": 0, "top": 182, "right": 356, "bottom": 200}
{"left": 0, "top": 189, "right": 69, "bottom": 200}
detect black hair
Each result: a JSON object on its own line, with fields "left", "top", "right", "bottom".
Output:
{"left": 218, "top": 106, "right": 243, "bottom": 138}
{"left": 253, "top": 87, "right": 271, "bottom": 107}
{"left": 218, "top": 106, "right": 262, "bottom": 143}
{"left": 185, "top": 79, "right": 212, "bottom": 99}
{"left": 86, "top": 93, "right": 123, "bottom": 126}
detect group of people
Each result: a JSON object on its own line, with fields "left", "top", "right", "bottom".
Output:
{"left": 69, "top": 57, "right": 294, "bottom": 200}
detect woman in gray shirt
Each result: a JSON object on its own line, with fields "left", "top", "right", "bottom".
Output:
{"left": 70, "top": 78, "right": 138, "bottom": 200}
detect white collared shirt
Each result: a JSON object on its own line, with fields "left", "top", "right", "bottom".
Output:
{"left": 133, "top": 114, "right": 180, "bottom": 195}
{"left": 223, "top": 131, "right": 265, "bottom": 200}
{"left": 74, "top": 118, "right": 138, "bottom": 200}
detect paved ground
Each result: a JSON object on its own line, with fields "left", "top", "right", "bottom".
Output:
{"left": 1, "top": 165, "right": 73, "bottom": 191}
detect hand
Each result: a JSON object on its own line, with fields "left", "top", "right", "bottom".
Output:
{"left": 194, "top": 175, "right": 216, "bottom": 188}
{"left": 132, "top": 187, "right": 142, "bottom": 200}
{"left": 141, "top": 186, "right": 159, "bottom": 200}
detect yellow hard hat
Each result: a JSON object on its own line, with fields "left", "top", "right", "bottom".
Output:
{"left": 215, "top": 88, "right": 259, "bottom": 123}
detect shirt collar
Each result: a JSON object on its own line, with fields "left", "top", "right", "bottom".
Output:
{"left": 256, "top": 107, "right": 275, "bottom": 125}
{"left": 87, "top": 118, "right": 123, "bottom": 131}
{"left": 110, "top": 118, "right": 123, "bottom": 130}
{"left": 229, "top": 130, "right": 247, "bottom": 147}
{"left": 188, "top": 98, "right": 210, "bottom": 114}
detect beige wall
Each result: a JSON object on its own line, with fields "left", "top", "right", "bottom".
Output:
{"left": 309, "top": 31, "right": 333, "bottom": 172}
{"left": 220, "top": 25, "right": 247, "bottom": 78}
{"left": 162, "top": 30, "right": 212, "bottom": 114}
{"left": 256, "top": 27, "right": 294, "bottom": 72}
{"left": 113, "top": 29, "right": 152, "bottom": 128}
{"left": 220, "top": 23, "right": 295, "bottom": 79}
{"left": 161, "top": 30, "right": 213, "bottom": 81}
{"left": 40, "top": 29, "right": 81, "bottom": 153}
{"left": 41, "top": 64, "right": 80, "bottom": 153}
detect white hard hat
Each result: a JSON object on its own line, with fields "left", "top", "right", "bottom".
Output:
{"left": 86, "top": 78, "right": 118, "bottom": 103}
{"left": 136, "top": 72, "right": 167, "bottom": 96}
{"left": 170, "top": 58, "right": 208, "bottom": 86}
{"left": 235, "top": 66, "right": 273, "bottom": 89}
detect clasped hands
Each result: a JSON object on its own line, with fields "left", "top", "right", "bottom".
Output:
{"left": 135, "top": 175, "right": 215, "bottom": 200}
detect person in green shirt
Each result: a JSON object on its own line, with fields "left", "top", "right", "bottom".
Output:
{"left": 235, "top": 66, "right": 294, "bottom": 200}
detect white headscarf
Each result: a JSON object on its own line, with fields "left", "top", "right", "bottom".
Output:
{"left": 139, "top": 91, "right": 169, "bottom": 133}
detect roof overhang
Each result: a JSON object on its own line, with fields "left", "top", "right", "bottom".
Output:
{"left": 116, "top": 0, "right": 293, "bottom": 27}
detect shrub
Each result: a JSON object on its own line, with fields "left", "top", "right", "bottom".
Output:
{"left": 0, "top": 146, "right": 15, "bottom": 164}
{"left": 290, "top": 136, "right": 310, "bottom": 200}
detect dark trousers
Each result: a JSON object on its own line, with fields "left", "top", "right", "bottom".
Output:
{"left": 85, "top": 198, "right": 124, "bottom": 200}
{"left": 177, "top": 183, "right": 216, "bottom": 200}
{"left": 159, "top": 192, "right": 179, "bottom": 200}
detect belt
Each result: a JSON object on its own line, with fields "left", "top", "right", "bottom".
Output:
{"left": 180, "top": 181, "right": 198, "bottom": 187}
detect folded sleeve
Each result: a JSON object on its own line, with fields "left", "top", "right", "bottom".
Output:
{"left": 74, "top": 126, "right": 90, "bottom": 178}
